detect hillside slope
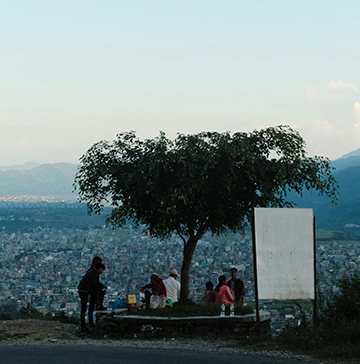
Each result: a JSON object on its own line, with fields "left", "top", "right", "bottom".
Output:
{"left": 0, "top": 163, "right": 78, "bottom": 196}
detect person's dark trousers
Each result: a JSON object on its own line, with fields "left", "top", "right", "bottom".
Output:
{"left": 99, "top": 289, "right": 106, "bottom": 307}
{"left": 89, "top": 294, "right": 97, "bottom": 324}
{"left": 88, "top": 289, "right": 105, "bottom": 325}
{"left": 91, "top": 288, "right": 106, "bottom": 312}
{"left": 144, "top": 290, "right": 152, "bottom": 309}
{"left": 78, "top": 291, "right": 90, "bottom": 328}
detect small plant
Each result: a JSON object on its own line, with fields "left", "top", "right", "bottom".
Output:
{"left": 46, "top": 310, "right": 80, "bottom": 325}
{"left": 18, "top": 304, "right": 43, "bottom": 319}
{"left": 0, "top": 312, "right": 13, "bottom": 320}
{"left": 17, "top": 305, "right": 80, "bottom": 325}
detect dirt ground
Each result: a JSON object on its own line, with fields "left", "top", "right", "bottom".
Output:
{"left": 0, "top": 319, "right": 80, "bottom": 342}
{"left": 0, "top": 319, "right": 353, "bottom": 364}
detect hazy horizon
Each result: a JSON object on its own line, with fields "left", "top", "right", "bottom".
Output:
{"left": 1, "top": 1, "right": 360, "bottom": 165}
{"left": 2, "top": 144, "right": 360, "bottom": 169}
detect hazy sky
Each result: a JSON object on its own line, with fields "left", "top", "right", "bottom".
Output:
{"left": 1, "top": 0, "right": 360, "bottom": 165}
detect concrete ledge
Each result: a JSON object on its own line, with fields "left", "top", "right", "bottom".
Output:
{"left": 97, "top": 311, "right": 270, "bottom": 339}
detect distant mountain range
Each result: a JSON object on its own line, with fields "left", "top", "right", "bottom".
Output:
{"left": 0, "top": 163, "right": 78, "bottom": 197}
{"left": 0, "top": 149, "right": 360, "bottom": 229}
{"left": 331, "top": 147, "right": 360, "bottom": 172}
{"left": 281, "top": 151, "right": 360, "bottom": 229}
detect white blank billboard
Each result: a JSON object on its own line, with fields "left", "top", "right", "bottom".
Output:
{"left": 254, "top": 208, "right": 315, "bottom": 300}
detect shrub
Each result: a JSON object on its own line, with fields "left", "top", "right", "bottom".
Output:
{"left": 313, "top": 273, "right": 360, "bottom": 325}
{"left": 0, "top": 312, "right": 13, "bottom": 320}
{"left": 46, "top": 311, "right": 80, "bottom": 325}
{"left": 18, "top": 304, "right": 43, "bottom": 319}
{"left": 275, "top": 274, "right": 360, "bottom": 360}
{"left": 328, "top": 273, "right": 360, "bottom": 321}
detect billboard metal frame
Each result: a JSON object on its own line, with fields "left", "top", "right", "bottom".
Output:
{"left": 251, "top": 209, "right": 317, "bottom": 333}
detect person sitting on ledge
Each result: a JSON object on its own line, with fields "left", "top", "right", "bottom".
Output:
{"left": 140, "top": 273, "right": 167, "bottom": 308}
{"left": 215, "top": 275, "right": 234, "bottom": 306}
{"left": 203, "top": 281, "right": 217, "bottom": 304}
{"left": 163, "top": 269, "right": 181, "bottom": 304}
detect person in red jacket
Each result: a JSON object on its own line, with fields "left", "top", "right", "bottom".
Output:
{"left": 140, "top": 274, "right": 167, "bottom": 308}
{"left": 203, "top": 281, "right": 217, "bottom": 304}
{"left": 215, "top": 275, "right": 234, "bottom": 305}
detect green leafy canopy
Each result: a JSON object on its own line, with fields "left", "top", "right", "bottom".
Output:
{"left": 74, "top": 125, "right": 338, "bottom": 241}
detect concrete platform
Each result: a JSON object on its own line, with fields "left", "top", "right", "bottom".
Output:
{"left": 96, "top": 311, "right": 271, "bottom": 339}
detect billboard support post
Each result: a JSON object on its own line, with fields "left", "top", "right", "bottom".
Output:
{"left": 251, "top": 214, "right": 261, "bottom": 335}
{"left": 312, "top": 216, "right": 317, "bottom": 324}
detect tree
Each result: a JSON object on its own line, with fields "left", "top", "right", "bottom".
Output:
{"left": 74, "top": 126, "right": 338, "bottom": 301}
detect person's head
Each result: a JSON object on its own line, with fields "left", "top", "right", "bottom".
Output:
{"left": 218, "top": 275, "right": 227, "bottom": 286}
{"left": 205, "top": 281, "right": 213, "bottom": 291}
{"left": 92, "top": 256, "right": 102, "bottom": 266}
{"left": 150, "top": 274, "right": 162, "bottom": 286}
{"left": 170, "top": 269, "right": 179, "bottom": 279}
{"left": 94, "top": 262, "right": 105, "bottom": 274}
{"left": 230, "top": 267, "right": 238, "bottom": 279}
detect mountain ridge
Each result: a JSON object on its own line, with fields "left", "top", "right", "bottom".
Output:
{"left": 1, "top": 148, "right": 360, "bottom": 229}
{"left": 0, "top": 162, "right": 78, "bottom": 197}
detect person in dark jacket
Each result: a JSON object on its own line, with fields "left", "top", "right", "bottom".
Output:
{"left": 78, "top": 262, "right": 105, "bottom": 333}
{"left": 227, "top": 267, "right": 245, "bottom": 304}
{"left": 87, "top": 256, "right": 107, "bottom": 311}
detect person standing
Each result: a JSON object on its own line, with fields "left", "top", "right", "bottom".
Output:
{"left": 87, "top": 256, "right": 107, "bottom": 311}
{"left": 163, "top": 269, "right": 181, "bottom": 304}
{"left": 78, "top": 262, "right": 105, "bottom": 333}
{"left": 227, "top": 267, "right": 245, "bottom": 304}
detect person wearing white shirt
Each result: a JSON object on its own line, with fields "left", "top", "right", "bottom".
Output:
{"left": 163, "top": 269, "right": 181, "bottom": 304}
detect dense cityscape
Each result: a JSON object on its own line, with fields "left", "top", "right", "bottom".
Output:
{"left": 0, "top": 207, "right": 359, "bottom": 329}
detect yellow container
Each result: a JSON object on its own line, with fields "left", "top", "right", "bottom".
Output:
{"left": 127, "top": 294, "right": 137, "bottom": 304}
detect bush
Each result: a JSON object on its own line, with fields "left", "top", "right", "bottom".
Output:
{"left": 274, "top": 274, "right": 360, "bottom": 360}
{"left": 0, "top": 303, "right": 19, "bottom": 319}
{"left": 18, "top": 304, "right": 43, "bottom": 319}
{"left": 0, "top": 312, "right": 13, "bottom": 320}
{"left": 326, "top": 273, "right": 360, "bottom": 322}
{"left": 17, "top": 305, "right": 80, "bottom": 325}
{"left": 46, "top": 311, "right": 80, "bottom": 325}
{"left": 277, "top": 320, "right": 360, "bottom": 360}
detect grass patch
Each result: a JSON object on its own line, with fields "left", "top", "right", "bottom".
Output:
{"left": 135, "top": 302, "right": 254, "bottom": 317}
{"left": 316, "top": 229, "right": 360, "bottom": 245}
{"left": 316, "top": 229, "right": 334, "bottom": 240}
{"left": 337, "top": 240, "right": 360, "bottom": 245}
{"left": 264, "top": 300, "right": 312, "bottom": 310}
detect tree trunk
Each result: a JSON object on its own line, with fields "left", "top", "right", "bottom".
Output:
{"left": 179, "top": 236, "right": 198, "bottom": 302}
